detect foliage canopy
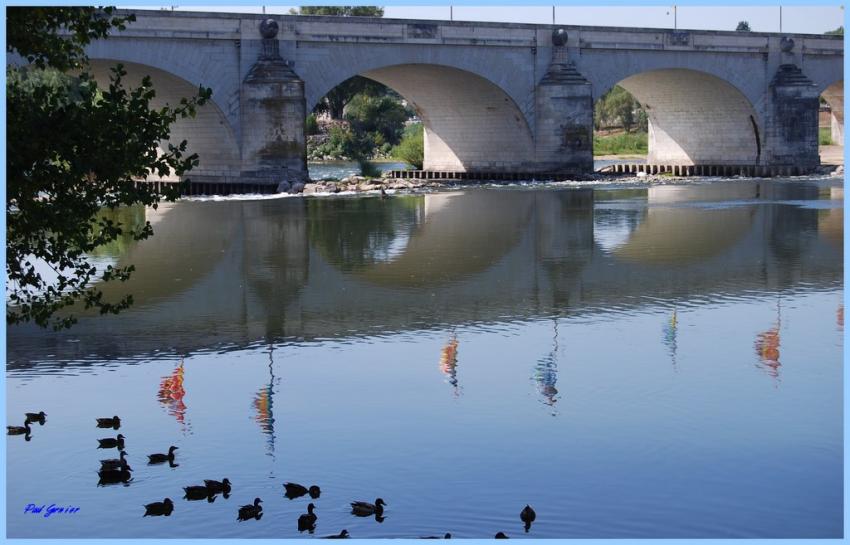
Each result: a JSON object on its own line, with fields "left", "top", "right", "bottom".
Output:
{"left": 7, "top": 7, "right": 211, "bottom": 329}
{"left": 290, "top": 6, "right": 385, "bottom": 17}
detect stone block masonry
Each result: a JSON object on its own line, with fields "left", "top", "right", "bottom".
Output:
{"left": 70, "top": 9, "right": 842, "bottom": 188}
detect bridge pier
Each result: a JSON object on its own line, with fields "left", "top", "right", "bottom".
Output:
{"left": 762, "top": 59, "right": 821, "bottom": 170}
{"left": 239, "top": 19, "right": 307, "bottom": 188}
{"left": 534, "top": 29, "right": 594, "bottom": 174}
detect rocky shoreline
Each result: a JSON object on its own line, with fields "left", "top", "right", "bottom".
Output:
{"left": 301, "top": 175, "right": 448, "bottom": 194}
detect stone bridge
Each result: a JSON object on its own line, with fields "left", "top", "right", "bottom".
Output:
{"left": 79, "top": 9, "right": 843, "bottom": 185}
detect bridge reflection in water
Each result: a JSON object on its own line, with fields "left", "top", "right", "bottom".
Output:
{"left": 6, "top": 180, "right": 842, "bottom": 368}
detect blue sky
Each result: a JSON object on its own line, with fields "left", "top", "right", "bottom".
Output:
{"left": 123, "top": 5, "right": 844, "bottom": 33}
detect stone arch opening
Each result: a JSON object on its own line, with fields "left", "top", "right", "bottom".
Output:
{"left": 88, "top": 59, "right": 241, "bottom": 179}
{"left": 820, "top": 80, "right": 843, "bottom": 150}
{"left": 598, "top": 69, "right": 761, "bottom": 165}
{"left": 312, "top": 64, "right": 535, "bottom": 173}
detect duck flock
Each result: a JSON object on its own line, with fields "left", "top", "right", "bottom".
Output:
{"left": 8, "top": 412, "right": 536, "bottom": 538}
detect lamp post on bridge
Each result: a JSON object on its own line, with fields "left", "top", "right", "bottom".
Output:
{"left": 669, "top": 5, "right": 677, "bottom": 30}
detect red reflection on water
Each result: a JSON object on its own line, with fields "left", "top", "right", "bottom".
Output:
{"left": 158, "top": 360, "right": 187, "bottom": 427}
{"left": 440, "top": 334, "right": 461, "bottom": 397}
{"left": 838, "top": 304, "right": 844, "bottom": 331}
{"left": 754, "top": 325, "right": 781, "bottom": 382}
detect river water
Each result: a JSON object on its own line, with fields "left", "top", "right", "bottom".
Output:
{"left": 6, "top": 177, "right": 843, "bottom": 538}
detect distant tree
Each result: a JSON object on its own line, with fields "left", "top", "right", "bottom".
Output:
{"left": 345, "top": 94, "right": 411, "bottom": 146}
{"left": 392, "top": 123, "right": 424, "bottom": 170}
{"left": 7, "top": 7, "right": 211, "bottom": 329}
{"left": 825, "top": 26, "right": 844, "bottom": 35}
{"left": 594, "top": 86, "right": 644, "bottom": 133}
{"left": 315, "top": 76, "right": 386, "bottom": 120}
{"left": 289, "top": 6, "right": 384, "bottom": 17}
{"left": 736, "top": 21, "right": 751, "bottom": 32}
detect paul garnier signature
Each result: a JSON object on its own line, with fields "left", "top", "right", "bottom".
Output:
{"left": 24, "top": 504, "right": 81, "bottom": 518}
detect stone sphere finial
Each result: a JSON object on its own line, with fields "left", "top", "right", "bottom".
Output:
{"left": 260, "top": 18, "right": 279, "bottom": 39}
{"left": 780, "top": 37, "right": 795, "bottom": 52}
{"left": 552, "top": 28, "right": 568, "bottom": 47}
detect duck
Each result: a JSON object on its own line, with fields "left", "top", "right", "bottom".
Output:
{"left": 204, "top": 478, "right": 232, "bottom": 494}
{"left": 147, "top": 445, "right": 178, "bottom": 464}
{"left": 420, "top": 533, "right": 452, "bottom": 539}
{"left": 143, "top": 498, "right": 174, "bottom": 516}
{"left": 325, "top": 529, "right": 350, "bottom": 539}
{"left": 298, "top": 502, "right": 318, "bottom": 532}
{"left": 98, "top": 468, "right": 133, "bottom": 485}
{"left": 520, "top": 505, "right": 536, "bottom": 532}
{"left": 7, "top": 421, "right": 32, "bottom": 435}
{"left": 350, "top": 497, "right": 386, "bottom": 517}
{"left": 96, "top": 416, "right": 121, "bottom": 429}
{"left": 283, "top": 482, "right": 320, "bottom": 499}
{"left": 25, "top": 411, "right": 46, "bottom": 424}
{"left": 237, "top": 497, "right": 263, "bottom": 521}
{"left": 99, "top": 449, "right": 129, "bottom": 470}
{"left": 495, "top": 532, "right": 509, "bottom": 539}
{"left": 184, "top": 485, "right": 215, "bottom": 501}
{"left": 102, "top": 459, "right": 132, "bottom": 472}
{"left": 97, "top": 434, "right": 125, "bottom": 449}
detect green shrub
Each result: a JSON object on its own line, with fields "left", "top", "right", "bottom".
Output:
{"left": 358, "top": 159, "right": 382, "bottom": 178}
{"left": 392, "top": 123, "right": 424, "bottom": 169}
{"left": 593, "top": 131, "right": 648, "bottom": 155}
{"left": 305, "top": 113, "right": 319, "bottom": 135}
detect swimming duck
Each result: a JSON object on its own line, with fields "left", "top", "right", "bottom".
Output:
{"left": 99, "top": 450, "right": 129, "bottom": 470}
{"left": 204, "top": 478, "right": 232, "bottom": 494}
{"left": 103, "top": 460, "right": 132, "bottom": 472}
{"left": 325, "top": 529, "right": 350, "bottom": 539}
{"left": 98, "top": 468, "right": 133, "bottom": 485}
{"left": 520, "top": 505, "right": 536, "bottom": 532}
{"left": 97, "top": 434, "right": 125, "bottom": 449}
{"left": 7, "top": 421, "right": 32, "bottom": 435}
{"left": 420, "top": 533, "right": 452, "bottom": 539}
{"left": 25, "top": 411, "right": 46, "bottom": 424}
{"left": 237, "top": 498, "right": 263, "bottom": 521}
{"left": 284, "top": 482, "right": 320, "bottom": 499}
{"left": 495, "top": 532, "right": 509, "bottom": 539}
{"left": 148, "top": 445, "right": 178, "bottom": 464}
{"left": 96, "top": 416, "right": 121, "bottom": 429}
{"left": 143, "top": 498, "right": 174, "bottom": 517}
{"left": 350, "top": 498, "right": 386, "bottom": 517}
{"left": 298, "top": 503, "right": 318, "bottom": 532}
{"left": 184, "top": 485, "right": 215, "bottom": 501}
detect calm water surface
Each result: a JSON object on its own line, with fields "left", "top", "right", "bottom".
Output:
{"left": 6, "top": 179, "right": 844, "bottom": 538}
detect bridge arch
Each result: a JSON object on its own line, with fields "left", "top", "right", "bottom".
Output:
{"left": 820, "top": 80, "right": 843, "bottom": 146}
{"left": 88, "top": 59, "right": 241, "bottom": 178}
{"left": 311, "top": 63, "right": 535, "bottom": 172}
{"left": 594, "top": 68, "right": 762, "bottom": 165}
